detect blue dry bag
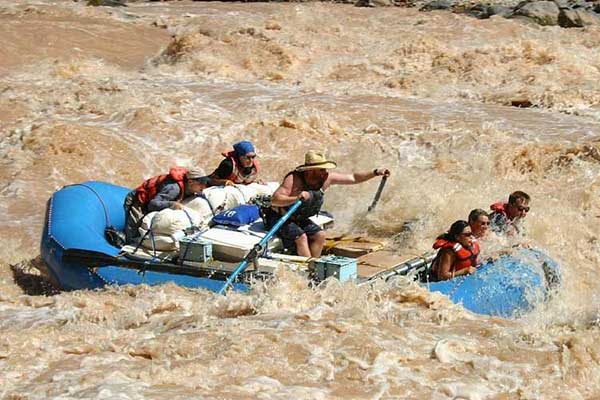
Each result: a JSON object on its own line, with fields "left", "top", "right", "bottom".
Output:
{"left": 212, "top": 204, "right": 260, "bottom": 227}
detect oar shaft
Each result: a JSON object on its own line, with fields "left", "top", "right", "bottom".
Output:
{"left": 218, "top": 200, "right": 303, "bottom": 294}
{"left": 358, "top": 253, "right": 436, "bottom": 286}
{"left": 368, "top": 175, "right": 388, "bottom": 212}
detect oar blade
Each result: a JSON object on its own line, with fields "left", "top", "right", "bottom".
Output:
{"left": 368, "top": 176, "right": 388, "bottom": 212}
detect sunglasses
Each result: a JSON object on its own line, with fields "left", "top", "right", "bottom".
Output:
{"left": 242, "top": 154, "right": 257, "bottom": 160}
{"left": 515, "top": 205, "right": 530, "bottom": 212}
{"left": 460, "top": 232, "right": 474, "bottom": 237}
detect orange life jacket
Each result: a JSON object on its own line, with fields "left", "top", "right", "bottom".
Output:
{"left": 432, "top": 238, "right": 480, "bottom": 276}
{"left": 135, "top": 166, "right": 187, "bottom": 206}
{"left": 221, "top": 151, "right": 259, "bottom": 184}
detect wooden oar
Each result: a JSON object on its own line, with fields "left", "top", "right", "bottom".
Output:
{"left": 218, "top": 200, "right": 302, "bottom": 294}
{"left": 368, "top": 175, "right": 388, "bottom": 212}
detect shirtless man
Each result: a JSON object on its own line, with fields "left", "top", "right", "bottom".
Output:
{"left": 264, "top": 150, "right": 390, "bottom": 257}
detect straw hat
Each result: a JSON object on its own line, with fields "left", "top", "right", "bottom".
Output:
{"left": 295, "top": 150, "right": 337, "bottom": 172}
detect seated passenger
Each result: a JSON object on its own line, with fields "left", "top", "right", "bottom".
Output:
{"left": 124, "top": 167, "right": 209, "bottom": 244}
{"left": 208, "top": 140, "right": 259, "bottom": 187}
{"left": 468, "top": 208, "right": 490, "bottom": 239}
{"left": 265, "top": 150, "right": 390, "bottom": 258}
{"left": 431, "top": 220, "right": 479, "bottom": 281}
{"left": 489, "top": 191, "right": 530, "bottom": 235}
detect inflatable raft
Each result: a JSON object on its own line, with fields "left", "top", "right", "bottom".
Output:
{"left": 40, "top": 181, "right": 560, "bottom": 317}
{"left": 422, "top": 248, "right": 560, "bottom": 317}
{"left": 41, "top": 181, "right": 248, "bottom": 292}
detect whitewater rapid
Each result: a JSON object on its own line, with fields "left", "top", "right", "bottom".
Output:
{"left": 1, "top": 1, "right": 599, "bottom": 398}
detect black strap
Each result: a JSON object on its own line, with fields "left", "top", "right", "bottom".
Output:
{"left": 178, "top": 209, "right": 197, "bottom": 265}
{"left": 131, "top": 213, "right": 158, "bottom": 257}
{"left": 197, "top": 193, "right": 216, "bottom": 216}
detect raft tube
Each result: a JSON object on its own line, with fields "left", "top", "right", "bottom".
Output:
{"left": 423, "top": 248, "right": 561, "bottom": 317}
{"left": 41, "top": 181, "right": 561, "bottom": 318}
{"left": 40, "top": 181, "right": 248, "bottom": 292}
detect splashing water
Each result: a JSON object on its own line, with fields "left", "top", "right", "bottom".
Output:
{"left": 1, "top": 1, "right": 600, "bottom": 398}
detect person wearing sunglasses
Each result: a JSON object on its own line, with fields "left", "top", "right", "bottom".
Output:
{"left": 468, "top": 208, "right": 490, "bottom": 239}
{"left": 208, "top": 140, "right": 260, "bottom": 187}
{"left": 430, "top": 220, "right": 480, "bottom": 281}
{"left": 489, "top": 191, "right": 530, "bottom": 235}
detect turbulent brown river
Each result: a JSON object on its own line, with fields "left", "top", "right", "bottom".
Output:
{"left": 1, "top": 0, "right": 600, "bottom": 398}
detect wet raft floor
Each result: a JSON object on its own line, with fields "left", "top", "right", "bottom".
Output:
{"left": 159, "top": 234, "right": 413, "bottom": 280}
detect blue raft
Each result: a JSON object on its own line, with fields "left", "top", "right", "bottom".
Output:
{"left": 41, "top": 181, "right": 560, "bottom": 317}
{"left": 423, "top": 248, "right": 560, "bottom": 317}
{"left": 41, "top": 181, "right": 248, "bottom": 293}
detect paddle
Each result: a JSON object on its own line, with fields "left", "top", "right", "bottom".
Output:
{"left": 62, "top": 248, "right": 231, "bottom": 280}
{"left": 358, "top": 252, "right": 437, "bottom": 286}
{"left": 218, "top": 199, "right": 303, "bottom": 294}
{"left": 368, "top": 175, "right": 388, "bottom": 212}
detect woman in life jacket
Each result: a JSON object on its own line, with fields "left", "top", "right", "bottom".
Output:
{"left": 208, "top": 140, "right": 260, "bottom": 186}
{"left": 431, "top": 220, "right": 480, "bottom": 281}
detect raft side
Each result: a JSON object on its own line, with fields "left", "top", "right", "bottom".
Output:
{"left": 424, "top": 248, "right": 560, "bottom": 317}
{"left": 40, "top": 181, "right": 248, "bottom": 292}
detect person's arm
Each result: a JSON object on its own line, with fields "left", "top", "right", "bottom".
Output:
{"left": 455, "top": 265, "right": 477, "bottom": 277}
{"left": 208, "top": 159, "right": 235, "bottom": 186}
{"left": 271, "top": 174, "right": 310, "bottom": 207}
{"left": 436, "top": 249, "right": 457, "bottom": 281}
{"left": 437, "top": 250, "right": 477, "bottom": 280}
{"left": 147, "top": 183, "right": 182, "bottom": 212}
{"left": 328, "top": 168, "right": 390, "bottom": 185}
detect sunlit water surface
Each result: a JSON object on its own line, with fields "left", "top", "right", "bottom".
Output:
{"left": 1, "top": 1, "right": 599, "bottom": 398}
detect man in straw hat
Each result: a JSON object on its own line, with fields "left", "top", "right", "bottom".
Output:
{"left": 124, "top": 167, "right": 209, "bottom": 244}
{"left": 263, "top": 150, "right": 390, "bottom": 257}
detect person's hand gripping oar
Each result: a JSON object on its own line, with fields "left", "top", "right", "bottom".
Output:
{"left": 368, "top": 168, "right": 390, "bottom": 212}
{"left": 218, "top": 199, "right": 303, "bottom": 295}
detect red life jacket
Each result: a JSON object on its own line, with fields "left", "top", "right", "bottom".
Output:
{"left": 432, "top": 238, "right": 480, "bottom": 276}
{"left": 135, "top": 166, "right": 188, "bottom": 206}
{"left": 221, "top": 151, "right": 259, "bottom": 184}
{"left": 490, "top": 202, "right": 508, "bottom": 218}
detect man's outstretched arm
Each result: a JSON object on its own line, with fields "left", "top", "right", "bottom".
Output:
{"left": 328, "top": 168, "right": 390, "bottom": 185}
